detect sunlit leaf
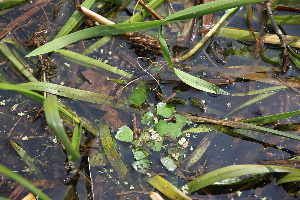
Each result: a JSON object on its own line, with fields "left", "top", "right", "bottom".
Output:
{"left": 132, "top": 148, "right": 149, "bottom": 160}
{"left": 156, "top": 119, "right": 169, "bottom": 136}
{"left": 168, "top": 122, "right": 182, "bottom": 138}
{"left": 182, "top": 164, "right": 300, "bottom": 194}
{"left": 175, "top": 114, "right": 188, "bottom": 129}
{"left": 116, "top": 125, "right": 133, "bottom": 142}
{"left": 157, "top": 102, "right": 175, "bottom": 118}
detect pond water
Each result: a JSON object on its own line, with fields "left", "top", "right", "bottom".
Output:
{"left": 1, "top": 0, "right": 300, "bottom": 199}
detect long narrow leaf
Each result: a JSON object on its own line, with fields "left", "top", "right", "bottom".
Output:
{"left": 44, "top": 95, "right": 80, "bottom": 161}
{"left": 182, "top": 164, "right": 300, "bottom": 194}
{"left": 55, "top": 0, "right": 95, "bottom": 38}
{"left": 0, "top": 164, "right": 51, "bottom": 200}
{"left": 18, "top": 82, "right": 137, "bottom": 113}
{"left": 55, "top": 49, "right": 133, "bottom": 78}
{"left": 26, "top": 0, "right": 263, "bottom": 57}
{"left": 240, "top": 110, "right": 300, "bottom": 125}
{"left": 188, "top": 115, "right": 300, "bottom": 141}
{"left": 146, "top": 175, "right": 191, "bottom": 200}
{"left": 99, "top": 118, "right": 127, "bottom": 178}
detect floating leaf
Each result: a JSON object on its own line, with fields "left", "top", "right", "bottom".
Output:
{"left": 116, "top": 125, "right": 134, "bottom": 142}
{"left": 130, "top": 88, "right": 147, "bottom": 106}
{"left": 157, "top": 102, "right": 175, "bottom": 118}
{"left": 175, "top": 114, "right": 188, "bottom": 129}
{"left": 141, "top": 112, "right": 154, "bottom": 125}
{"left": 132, "top": 159, "right": 150, "bottom": 174}
{"left": 132, "top": 148, "right": 150, "bottom": 160}
{"left": 168, "top": 122, "right": 182, "bottom": 138}
{"left": 161, "top": 156, "right": 177, "bottom": 171}
{"left": 156, "top": 119, "right": 169, "bottom": 136}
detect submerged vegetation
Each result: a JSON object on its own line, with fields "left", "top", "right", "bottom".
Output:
{"left": 1, "top": 0, "right": 300, "bottom": 199}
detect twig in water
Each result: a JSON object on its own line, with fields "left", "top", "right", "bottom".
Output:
{"left": 265, "top": 1, "right": 290, "bottom": 73}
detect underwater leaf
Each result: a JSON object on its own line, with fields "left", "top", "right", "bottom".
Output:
{"left": 183, "top": 124, "right": 214, "bottom": 133}
{"left": 157, "top": 102, "right": 175, "bottom": 118}
{"left": 240, "top": 110, "right": 300, "bottom": 125}
{"left": 116, "top": 125, "right": 134, "bottom": 142}
{"left": 44, "top": 95, "right": 80, "bottom": 161}
{"left": 56, "top": 49, "right": 133, "bottom": 78}
{"left": 132, "top": 159, "right": 150, "bottom": 174}
{"left": 130, "top": 88, "right": 147, "bottom": 106}
{"left": 141, "top": 112, "right": 154, "bottom": 125}
{"left": 182, "top": 164, "right": 300, "bottom": 194}
{"left": 174, "top": 68, "right": 229, "bottom": 95}
{"left": 227, "top": 92, "right": 277, "bottom": 116}
{"left": 89, "top": 149, "right": 106, "bottom": 167}
{"left": 99, "top": 118, "right": 128, "bottom": 177}
{"left": 161, "top": 156, "right": 177, "bottom": 171}
{"left": 18, "top": 82, "right": 137, "bottom": 113}
{"left": 146, "top": 175, "right": 191, "bottom": 200}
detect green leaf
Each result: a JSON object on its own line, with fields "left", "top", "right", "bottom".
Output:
{"left": 174, "top": 68, "right": 229, "bottom": 95}
{"left": 132, "top": 159, "right": 150, "bottom": 174}
{"left": 116, "top": 125, "right": 134, "bottom": 142}
{"left": 182, "top": 164, "right": 300, "bottom": 194}
{"left": 99, "top": 118, "right": 128, "bottom": 177}
{"left": 168, "top": 122, "right": 182, "bottom": 138}
{"left": 56, "top": 49, "right": 133, "bottom": 78}
{"left": 44, "top": 95, "right": 80, "bottom": 161}
{"left": 227, "top": 92, "right": 276, "bottom": 116}
{"left": 141, "top": 112, "right": 154, "bottom": 125}
{"left": 175, "top": 114, "right": 188, "bottom": 129}
{"left": 0, "top": 164, "right": 51, "bottom": 200}
{"left": 156, "top": 119, "right": 169, "bottom": 136}
{"left": 89, "top": 149, "right": 106, "bottom": 167}
{"left": 163, "top": 0, "right": 263, "bottom": 22}
{"left": 130, "top": 88, "right": 147, "bottom": 106}
{"left": 157, "top": 102, "right": 175, "bottom": 118}
{"left": 26, "top": 21, "right": 162, "bottom": 57}
{"left": 240, "top": 110, "right": 300, "bottom": 125}
{"left": 132, "top": 148, "right": 150, "bottom": 160}
{"left": 146, "top": 175, "right": 191, "bottom": 200}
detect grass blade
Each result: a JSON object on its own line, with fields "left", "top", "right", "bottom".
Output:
{"left": 55, "top": 49, "right": 133, "bottom": 78}
{"left": 44, "top": 95, "right": 80, "bottom": 161}
{"left": 55, "top": 0, "right": 95, "bottom": 38}
{"left": 18, "top": 82, "right": 137, "bottom": 113}
{"left": 0, "top": 163, "right": 51, "bottom": 200}
{"left": 182, "top": 164, "right": 300, "bottom": 194}
{"left": 10, "top": 140, "right": 45, "bottom": 179}
{"left": 188, "top": 115, "right": 300, "bottom": 141}
{"left": 240, "top": 110, "right": 300, "bottom": 125}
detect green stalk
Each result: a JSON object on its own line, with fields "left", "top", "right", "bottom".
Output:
{"left": 175, "top": 7, "right": 238, "bottom": 62}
